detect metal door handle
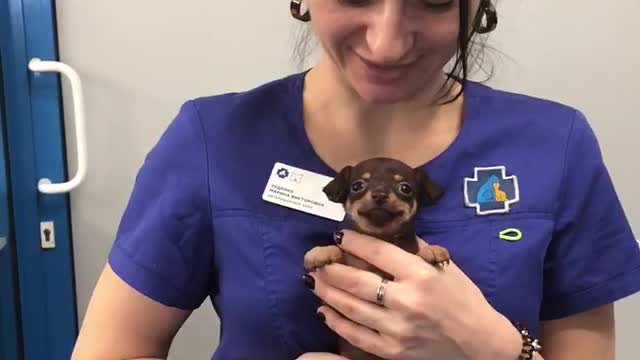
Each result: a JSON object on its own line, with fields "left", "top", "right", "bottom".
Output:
{"left": 28, "top": 58, "right": 87, "bottom": 194}
{"left": 0, "top": 237, "right": 6, "bottom": 252}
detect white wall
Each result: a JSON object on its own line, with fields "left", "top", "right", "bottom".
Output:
{"left": 54, "top": 1, "right": 639, "bottom": 359}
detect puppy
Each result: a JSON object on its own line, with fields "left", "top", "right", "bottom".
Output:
{"left": 304, "top": 157, "right": 450, "bottom": 360}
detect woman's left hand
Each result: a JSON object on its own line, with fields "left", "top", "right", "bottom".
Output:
{"left": 305, "top": 229, "right": 523, "bottom": 360}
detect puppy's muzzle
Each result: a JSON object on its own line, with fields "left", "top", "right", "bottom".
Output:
{"left": 356, "top": 188, "right": 408, "bottom": 227}
{"left": 371, "top": 190, "right": 388, "bottom": 205}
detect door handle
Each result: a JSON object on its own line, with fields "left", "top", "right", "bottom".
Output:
{"left": 0, "top": 237, "right": 6, "bottom": 252}
{"left": 28, "top": 58, "right": 87, "bottom": 194}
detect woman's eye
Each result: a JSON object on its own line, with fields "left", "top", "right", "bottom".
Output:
{"left": 398, "top": 182, "right": 414, "bottom": 196}
{"left": 339, "top": 0, "right": 455, "bottom": 10}
{"left": 338, "top": 0, "right": 372, "bottom": 7}
{"left": 351, "top": 180, "right": 367, "bottom": 193}
{"left": 421, "top": 0, "right": 455, "bottom": 9}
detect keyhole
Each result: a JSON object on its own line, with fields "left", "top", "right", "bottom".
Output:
{"left": 44, "top": 228, "right": 51, "bottom": 242}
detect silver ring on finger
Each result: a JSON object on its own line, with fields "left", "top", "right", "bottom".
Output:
{"left": 376, "top": 278, "right": 389, "bottom": 306}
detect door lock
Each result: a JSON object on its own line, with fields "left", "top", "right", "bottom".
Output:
{"left": 40, "top": 221, "right": 56, "bottom": 249}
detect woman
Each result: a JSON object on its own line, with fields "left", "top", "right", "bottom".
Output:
{"left": 72, "top": 1, "right": 640, "bottom": 359}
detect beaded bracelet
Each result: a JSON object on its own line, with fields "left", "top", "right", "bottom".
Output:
{"left": 511, "top": 321, "right": 542, "bottom": 359}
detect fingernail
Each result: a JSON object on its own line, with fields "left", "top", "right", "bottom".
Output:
{"left": 303, "top": 274, "right": 315, "bottom": 290}
{"left": 333, "top": 231, "right": 343, "bottom": 245}
{"left": 316, "top": 311, "right": 326, "bottom": 322}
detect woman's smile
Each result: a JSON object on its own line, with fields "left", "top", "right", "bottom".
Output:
{"left": 353, "top": 48, "right": 421, "bottom": 85}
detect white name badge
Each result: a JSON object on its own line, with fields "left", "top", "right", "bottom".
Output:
{"left": 262, "top": 162, "right": 346, "bottom": 222}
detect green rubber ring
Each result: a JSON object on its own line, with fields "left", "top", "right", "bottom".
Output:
{"left": 499, "top": 228, "right": 523, "bottom": 241}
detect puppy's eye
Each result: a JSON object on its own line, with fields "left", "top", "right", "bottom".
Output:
{"left": 398, "top": 182, "right": 414, "bottom": 196}
{"left": 351, "top": 180, "right": 366, "bottom": 193}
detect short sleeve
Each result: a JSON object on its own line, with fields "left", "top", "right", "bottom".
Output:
{"left": 540, "top": 110, "right": 640, "bottom": 320}
{"left": 108, "top": 100, "right": 215, "bottom": 310}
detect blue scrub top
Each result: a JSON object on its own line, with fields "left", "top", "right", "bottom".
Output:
{"left": 108, "top": 71, "right": 640, "bottom": 359}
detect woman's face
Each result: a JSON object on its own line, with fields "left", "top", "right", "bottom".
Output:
{"left": 307, "top": 0, "right": 480, "bottom": 103}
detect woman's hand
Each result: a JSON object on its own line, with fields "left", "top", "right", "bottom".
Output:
{"left": 304, "top": 229, "right": 523, "bottom": 360}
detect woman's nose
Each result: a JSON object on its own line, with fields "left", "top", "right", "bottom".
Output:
{"left": 365, "top": 4, "right": 415, "bottom": 64}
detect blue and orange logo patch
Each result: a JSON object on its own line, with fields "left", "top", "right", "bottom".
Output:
{"left": 464, "top": 166, "right": 519, "bottom": 215}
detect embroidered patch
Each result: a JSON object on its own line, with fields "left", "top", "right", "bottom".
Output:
{"left": 464, "top": 166, "right": 519, "bottom": 215}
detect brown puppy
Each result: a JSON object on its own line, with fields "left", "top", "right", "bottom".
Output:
{"left": 304, "top": 157, "right": 450, "bottom": 360}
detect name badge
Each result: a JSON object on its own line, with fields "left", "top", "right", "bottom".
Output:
{"left": 262, "top": 162, "right": 346, "bottom": 222}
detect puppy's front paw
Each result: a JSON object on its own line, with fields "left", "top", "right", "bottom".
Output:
{"left": 304, "top": 245, "right": 344, "bottom": 271}
{"left": 417, "top": 244, "right": 450, "bottom": 268}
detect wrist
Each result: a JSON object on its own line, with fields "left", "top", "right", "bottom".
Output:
{"left": 491, "top": 314, "right": 525, "bottom": 360}
{"left": 464, "top": 309, "right": 522, "bottom": 360}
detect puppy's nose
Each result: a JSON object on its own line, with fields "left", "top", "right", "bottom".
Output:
{"left": 371, "top": 191, "right": 388, "bottom": 205}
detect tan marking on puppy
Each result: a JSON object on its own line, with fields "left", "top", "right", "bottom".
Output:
{"left": 394, "top": 174, "right": 403, "bottom": 182}
{"left": 362, "top": 172, "right": 371, "bottom": 180}
{"left": 347, "top": 192, "right": 413, "bottom": 237}
{"left": 304, "top": 245, "right": 344, "bottom": 271}
{"left": 417, "top": 243, "right": 450, "bottom": 268}
{"left": 406, "top": 198, "right": 417, "bottom": 220}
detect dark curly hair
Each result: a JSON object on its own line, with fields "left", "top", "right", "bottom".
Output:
{"left": 447, "top": 0, "right": 495, "bottom": 104}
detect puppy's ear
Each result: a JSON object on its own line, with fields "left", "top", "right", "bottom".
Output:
{"left": 415, "top": 169, "right": 444, "bottom": 206}
{"left": 323, "top": 166, "right": 352, "bottom": 204}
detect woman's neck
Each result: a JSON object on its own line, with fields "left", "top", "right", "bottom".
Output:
{"left": 301, "top": 56, "right": 464, "bottom": 171}
{"left": 305, "top": 55, "right": 456, "bottom": 122}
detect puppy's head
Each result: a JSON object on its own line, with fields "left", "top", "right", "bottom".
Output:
{"left": 323, "top": 157, "right": 444, "bottom": 235}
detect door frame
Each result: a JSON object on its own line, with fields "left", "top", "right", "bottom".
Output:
{"left": 1, "top": 0, "right": 78, "bottom": 358}
{"left": 0, "top": 30, "right": 22, "bottom": 359}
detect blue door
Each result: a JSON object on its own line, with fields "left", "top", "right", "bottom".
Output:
{"left": 1, "top": 0, "right": 79, "bottom": 359}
